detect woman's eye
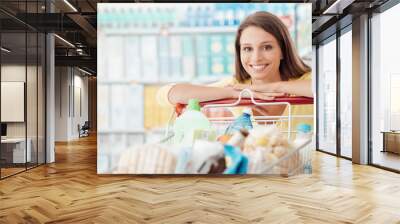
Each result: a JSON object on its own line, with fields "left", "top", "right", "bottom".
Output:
{"left": 263, "top": 45, "right": 272, "bottom": 50}
{"left": 242, "top": 47, "right": 252, "bottom": 52}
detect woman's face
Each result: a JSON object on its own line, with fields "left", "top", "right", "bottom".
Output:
{"left": 239, "top": 26, "right": 282, "bottom": 81}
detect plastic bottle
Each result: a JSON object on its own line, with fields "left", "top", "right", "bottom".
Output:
{"left": 173, "top": 99, "right": 212, "bottom": 146}
{"left": 194, "top": 5, "right": 203, "bottom": 27}
{"left": 204, "top": 5, "right": 213, "bottom": 26}
{"left": 214, "top": 4, "right": 224, "bottom": 26}
{"left": 225, "top": 108, "right": 253, "bottom": 135}
{"left": 295, "top": 123, "right": 312, "bottom": 144}
{"left": 225, "top": 4, "right": 234, "bottom": 26}
{"left": 129, "top": 8, "right": 138, "bottom": 28}
{"left": 234, "top": 5, "right": 245, "bottom": 25}
{"left": 186, "top": 6, "right": 195, "bottom": 27}
{"left": 294, "top": 123, "right": 312, "bottom": 174}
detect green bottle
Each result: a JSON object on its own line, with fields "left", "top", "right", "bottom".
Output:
{"left": 173, "top": 99, "right": 212, "bottom": 146}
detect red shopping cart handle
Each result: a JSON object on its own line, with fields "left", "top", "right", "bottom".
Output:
{"left": 175, "top": 96, "right": 313, "bottom": 116}
{"left": 199, "top": 96, "right": 313, "bottom": 106}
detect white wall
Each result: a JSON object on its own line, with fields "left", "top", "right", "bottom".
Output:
{"left": 55, "top": 67, "right": 68, "bottom": 141}
{"left": 1, "top": 64, "right": 46, "bottom": 163}
{"left": 1, "top": 65, "right": 33, "bottom": 138}
{"left": 55, "top": 67, "right": 89, "bottom": 141}
{"left": 74, "top": 73, "right": 89, "bottom": 134}
{"left": 1, "top": 66, "right": 26, "bottom": 132}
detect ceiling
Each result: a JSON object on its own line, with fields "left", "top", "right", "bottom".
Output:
{"left": 0, "top": 0, "right": 393, "bottom": 75}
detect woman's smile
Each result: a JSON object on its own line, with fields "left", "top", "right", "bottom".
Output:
{"left": 249, "top": 63, "right": 269, "bottom": 73}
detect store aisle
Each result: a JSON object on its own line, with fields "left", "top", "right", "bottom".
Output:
{"left": 0, "top": 135, "right": 399, "bottom": 223}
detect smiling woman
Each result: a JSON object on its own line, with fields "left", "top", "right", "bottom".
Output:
{"left": 234, "top": 12, "right": 310, "bottom": 84}
{"left": 157, "top": 11, "right": 313, "bottom": 122}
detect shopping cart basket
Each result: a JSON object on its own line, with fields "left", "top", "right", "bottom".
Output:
{"left": 160, "top": 89, "right": 314, "bottom": 175}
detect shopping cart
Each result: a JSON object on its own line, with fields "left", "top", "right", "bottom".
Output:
{"left": 160, "top": 89, "right": 314, "bottom": 176}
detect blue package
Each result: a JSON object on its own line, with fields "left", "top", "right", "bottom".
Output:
{"left": 223, "top": 145, "right": 248, "bottom": 174}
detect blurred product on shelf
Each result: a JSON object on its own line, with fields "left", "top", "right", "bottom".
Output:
{"left": 169, "top": 36, "right": 182, "bottom": 79}
{"left": 210, "top": 35, "right": 224, "bottom": 55}
{"left": 211, "top": 56, "right": 225, "bottom": 75}
{"left": 141, "top": 36, "right": 158, "bottom": 82}
{"left": 144, "top": 85, "right": 171, "bottom": 130}
{"left": 159, "top": 36, "right": 170, "bottom": 80}
{"left": 98, "top": 3, "right": 300, "bottom": 30}
{"left": 125, "top": 36, "right": 141, "bottom": 81}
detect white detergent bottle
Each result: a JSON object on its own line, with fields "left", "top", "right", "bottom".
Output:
{"left": 173, "top": 99, "right": 211, "bottom": 146}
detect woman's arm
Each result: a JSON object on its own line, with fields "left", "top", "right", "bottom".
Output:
{"left": 274, "top": 79, "right": 313, "bottom": 98}
{"left": 168, "top": 83, "right": 284, "bottom": 104}
{"left": 168, "top": 84, "right": 237, "bottom": 104}
{"left": 233, "top": 79, "right": 313, "bottom": 98}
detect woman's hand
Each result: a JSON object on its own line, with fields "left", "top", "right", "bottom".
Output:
{"left": 232, "top": 79, "right": 313, "bottom": 98}
{"left": 224, "top": 85, "right": 287, "bottom": 116}
{"left": 229, "top": 83, "right": 287, "bottom": 100}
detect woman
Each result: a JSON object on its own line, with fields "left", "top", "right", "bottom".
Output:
{"left": 157, "top": 11, "right": 313, "bottom": 128}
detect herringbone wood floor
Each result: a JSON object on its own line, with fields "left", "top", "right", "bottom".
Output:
{"left": 1, "top": 135, "right": 400, "bottom": 224}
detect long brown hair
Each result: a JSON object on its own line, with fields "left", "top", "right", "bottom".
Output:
{"left": 234, "top": 11, "right": 311, "bottom": 83}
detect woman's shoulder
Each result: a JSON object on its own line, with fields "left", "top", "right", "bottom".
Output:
{"left": 291, "top": 72, "right": 311, "bottom": 81}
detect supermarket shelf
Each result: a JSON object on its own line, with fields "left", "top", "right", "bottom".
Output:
{"left": 97, "top": 75, "right": 230, "bottom": 85}
{"left": 101, "top": 26, "right": 237, "bottom": 36}
{"left": 98, "top": 130, "right": 146, "bottom": 134}
{"left": 98, "top": 127, "right": 170, "bottom": 134}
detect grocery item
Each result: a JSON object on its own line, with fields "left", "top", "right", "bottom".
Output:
{"left": 217, "top": 134, "right": 232, "bottom": 143}
{"left": 223, "top": 144, "right": 248, "bottom": 174}
{"left": 188, "top": 140, "right": 225, "bottom": 174}
{"left": 193, "top": 129, "right": 217, "bottom": 142}
{"left": 208, "top": 157, "right": 226, "bottom": 174}
{"left": 226, "top": 128, "right": 249, "bottom": 149}
{"left": 173, "top": 99, "right": 212, "bottom": 146}
{"left": 294, "top": 123, "right": 313, "bottom": 174}
{"left": 243, "top": 125, "right": 289, "bottom": 153}
{"left": 294, "top": 123, "right": 312, "bottom": 147}
{"left": 225, "top": 108, "right": 253, "bottom": 135}
{"left": 272, "top": 146, "right": 287, "bottom": 158}
{"left": 242, "top": 125, "right": 293, "bottom": 174}
{"left": 174, "top": 146, "right": 192, "bottom": 174}
{"left": 115, "top": 144, "right": 177, "bottom": 174}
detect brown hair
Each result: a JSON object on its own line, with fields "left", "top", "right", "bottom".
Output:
{"left": 234, "top": 11, "right": 311, "bottom": 83}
